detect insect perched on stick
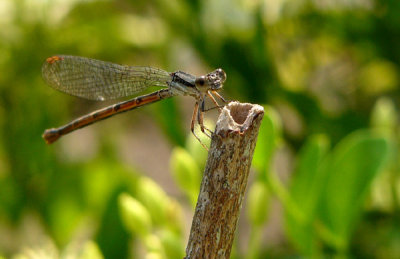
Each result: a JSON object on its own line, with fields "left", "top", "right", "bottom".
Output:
{"left": 42, "top": 55, "right": 227, "bottom": 148}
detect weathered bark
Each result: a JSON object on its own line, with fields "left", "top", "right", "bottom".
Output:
{"left": 185, "top": 101, "right": 264, "bottom": 259}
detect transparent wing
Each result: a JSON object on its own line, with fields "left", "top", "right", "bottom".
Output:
{"left": 42, "top": 55, "right": 171, "bottom": 101}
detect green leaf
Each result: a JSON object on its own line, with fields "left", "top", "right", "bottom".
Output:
{"left": 136, "top": 177, "right": 169, "bottom": 225}
{"left": 285, "top": 135, "right": 330, "bottom": 254}
{"left": 159, "top": 229, "right": 185, "bottom": 259}
{"left": 165, "top": 199, "right": 185, "bottom": 234}
{"left": 317, "top": 130, "right": 390, "bottom": 251}
{"left": 48, "top": 192, "right": 84, "bottom": 245}
{"left": 143, "top": 234, "right": 165, "bottom": 255}
{"left": 371, "top": 97, "right": 398, "bottom": 135}
{"left": 118, "top": 193, "right": 152, "bottom": 238}
{"left": 290, "top": 135, "right": 330, "bottom": 213}
{"left": 170, "top": 147, "right": 201, "bottom": 206}
{"left": 78, "top": 241, "right": 104, "bottom": 259}
{"left": 246, "top": 181, "right": 270, "bottom": 227}
{"left": 252, "top": 106, "right": 281, "bottom": 179}
{"left": 245, "top": 181, "right": 271, "bottom": 259}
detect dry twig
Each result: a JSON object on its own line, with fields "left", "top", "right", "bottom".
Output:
{"left": 185, "top": 101, "right": 264, "bottom": 259}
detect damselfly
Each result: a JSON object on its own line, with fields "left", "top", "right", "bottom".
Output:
{"left": 42, "top": 55, "right": 227, "bottom": 148}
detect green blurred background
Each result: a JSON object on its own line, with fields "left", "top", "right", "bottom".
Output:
{"left": 0, "top": 0, "right": 399, "bottom": 258}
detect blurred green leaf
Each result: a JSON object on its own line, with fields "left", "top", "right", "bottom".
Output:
{"left": 82, "top": 161, "right": 137, "bottom": 212}
{"left": 252, "top": 106, "right": 281, "bottom": 179}
{"left": 47, "top": 192, "right": 83, "bottom": 246}
{"left": 368, "top": 168, "right": 395, "bottom": 212}
{"left": 170, "top": 147, "right": 201, "bottom": 206}
{"left": 143, "top": 234, "right": 165, "bottom": 257}
{"left": 164, "top": 199, "right": 185, "bottom": 234}
{"left": 158, "top": 229, "right": 185, "bottom": 259}
{"left": 285, "top": 134, "right": 330, "bottom": 254}
{"left": 247, "top": 181, "right": 270, "bottom": 227}
{"left": 118, "top": 193, "right": 152, "bottom": 238}
{"left": 77, "top": 241, "right": 104, "bottom": 259}
{"left": 144, "top": 251, "right": 164, "bottom": 259}
{"left": 358, "top": 60, "right": 399, "bottom": 95}
{"left": 290, "top": 135, "right": 330, "bottom": 210}
{"left": 96, "top": 188, "right": 130, "bottom": 259}
{"left": 317, "top": 130, "right": 390, "bottom": 251}
{"left": 371, "top": 97, "right": 398, "bottom": 135}
{"left": 135, "top": 177, "right": 169, "bottom": 225}
{"left": 245, "top": 181, "right": 271, "bottom": 259}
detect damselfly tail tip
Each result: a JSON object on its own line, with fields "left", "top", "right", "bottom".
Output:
{"left": 42, "top": 129, "right": 61, "bottom": 144}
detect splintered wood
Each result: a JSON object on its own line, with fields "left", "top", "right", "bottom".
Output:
{"left": 185, "top": 101, "right": 264, "bottom": 259}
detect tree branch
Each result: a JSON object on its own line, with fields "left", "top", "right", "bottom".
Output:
{"left": 185, "top": 101, "right": 264, "bottom": 259}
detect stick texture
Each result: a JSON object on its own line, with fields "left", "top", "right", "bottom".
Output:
{"left": 185, "top": 101, "right": 264, "bottom": 259}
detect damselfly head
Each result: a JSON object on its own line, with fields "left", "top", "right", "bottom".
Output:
{"left": 195, "top": 68, "right": 226, "bottom": 91}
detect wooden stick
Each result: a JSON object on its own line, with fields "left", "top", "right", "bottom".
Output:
{"left": 185, "top": 101, "right": 264, "bottom": 259}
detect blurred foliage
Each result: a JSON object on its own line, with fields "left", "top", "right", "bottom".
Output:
{"left": 0, "top": 0, "right": 400, "bottom": 258}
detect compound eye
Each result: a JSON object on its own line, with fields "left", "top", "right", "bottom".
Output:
{"left": 216, "top": 68, "right": 226, "bottom": 82}
{"left": 195, "top": 76, "right": 206, "bottom": 87}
